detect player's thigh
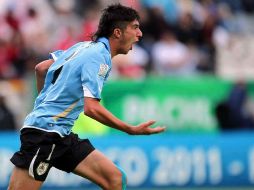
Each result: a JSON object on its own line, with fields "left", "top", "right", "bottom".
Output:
{"left": 73, "top": 150, "right": 122, "bottom": 187}
{"left": 8, "top": 167, "right": 43, "bottom": 190}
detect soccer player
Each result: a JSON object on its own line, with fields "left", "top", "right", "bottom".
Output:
{"left": 8, "top": 4, "right": 165, "bottom": 190}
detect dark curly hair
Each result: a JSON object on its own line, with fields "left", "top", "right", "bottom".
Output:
{"left": 92, "top": 4, "right": 140, "bottom": 41}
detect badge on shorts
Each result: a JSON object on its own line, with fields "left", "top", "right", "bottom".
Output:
{"left": 37, "top": 162, "right": 49, "bottom": 176}
{"left": 98, "top": 64, "right": 109, "bottom": 77}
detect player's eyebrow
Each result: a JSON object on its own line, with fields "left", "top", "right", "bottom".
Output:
{"left": 132, "top": 23, "right": 140, "bottom": 28}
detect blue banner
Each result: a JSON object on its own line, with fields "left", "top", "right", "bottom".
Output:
{"left": 1, "top": 132, "right": 254, "bottom": 189}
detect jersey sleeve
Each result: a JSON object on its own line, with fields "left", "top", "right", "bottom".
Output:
{"left": 81, "top": 54, "right": 109, "bottom": 100}
{"left": 49, "top": 50, "right": 65, "bottom": 61}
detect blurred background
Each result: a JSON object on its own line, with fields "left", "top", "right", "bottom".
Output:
{"left": 0, "top": 0, "right": 254, "bottom": 189}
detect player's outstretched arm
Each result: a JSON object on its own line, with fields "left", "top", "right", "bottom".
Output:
{"left": 84, "top": 97, "right": 165, "bottom": 135}
{"left": 35, "top": 59, "right": 54, "bottom": 93}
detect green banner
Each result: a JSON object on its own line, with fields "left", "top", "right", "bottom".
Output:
{"left": 102, "top": 76, "right": 235, "bottom": 133}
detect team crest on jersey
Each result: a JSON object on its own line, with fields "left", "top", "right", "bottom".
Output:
{"left": 37, "top": 162, "right": 49, "bottom": 176}
{"left": 98, "top": 64, "right": 109, "bottom": 77}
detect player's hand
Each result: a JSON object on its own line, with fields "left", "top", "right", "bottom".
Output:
{"left": 128, "top": 120, "right": 166, "bottom": 135}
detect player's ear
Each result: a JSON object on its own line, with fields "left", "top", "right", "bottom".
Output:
{"left": 113, "top": 28, "right": 122, "bottom": 39}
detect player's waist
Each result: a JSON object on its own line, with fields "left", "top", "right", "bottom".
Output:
{"left": 21, "top": 125, "right": 70, "bottom": 137}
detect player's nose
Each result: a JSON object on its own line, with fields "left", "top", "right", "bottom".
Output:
{"left": 137, "top": 28, "right": 142, "bottom": 39}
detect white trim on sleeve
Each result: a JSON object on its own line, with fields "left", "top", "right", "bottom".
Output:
{"left": 50, "top": 53, "right": 58, "bottom": 61}
{"left": 83, "top": 86, "right": 95, "bottom": 98}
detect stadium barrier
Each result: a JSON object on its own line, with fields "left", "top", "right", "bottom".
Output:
{"left": 1, "top": 131, "right": 254, "bottom": 189}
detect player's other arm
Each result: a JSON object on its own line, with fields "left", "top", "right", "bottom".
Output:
{"left": 35, "top": 59, "right": 54, "bottom": 93}
{"left": 84, "top": 97, "right": 165, "bottom": 135}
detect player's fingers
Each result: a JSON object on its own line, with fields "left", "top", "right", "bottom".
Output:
{"left": 139, "top": 120, "right": 156, "bottom": 128}
{"left": 148, "top": 126, "right": 166, "bottom": 134}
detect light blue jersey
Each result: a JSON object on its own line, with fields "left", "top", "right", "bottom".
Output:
{"left": 22, "top": 38, "right": 112, "bottom": 137}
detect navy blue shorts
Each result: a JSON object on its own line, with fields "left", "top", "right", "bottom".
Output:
{"left": 10, "top": 128, "right": 95, "bottom": 181}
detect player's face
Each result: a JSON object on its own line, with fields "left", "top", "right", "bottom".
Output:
{"left": 118, "top": 19, "right": 142, "bottom": 54}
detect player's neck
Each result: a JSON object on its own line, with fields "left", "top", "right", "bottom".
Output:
{"left": 109, "top": 37, "right": 119, "bottom": 58}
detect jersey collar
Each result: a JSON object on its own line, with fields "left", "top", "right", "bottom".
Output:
{"left": 97, "top": 37, "right": 111, "bottom": 54}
